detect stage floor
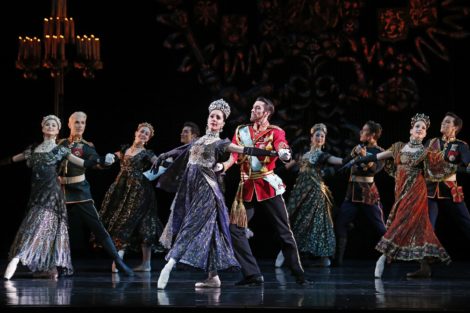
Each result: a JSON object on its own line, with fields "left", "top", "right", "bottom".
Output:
{"left": 1, "top": 259, "right": 470, "bottom": 312}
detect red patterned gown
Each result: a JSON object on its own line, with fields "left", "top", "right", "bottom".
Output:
{"left": 376, "top": 142, "right": 450, "bottom": 264}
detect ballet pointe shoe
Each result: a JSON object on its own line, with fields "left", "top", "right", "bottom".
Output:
{"left": 111, "top": 250, "right": 125, "bottom": 273}
{"left": 311, "top": 257, "right": 331, "bottom": 267}
{"left": 158, "top": 259, "right": 175, "bottom": 289}
{"left": 4, "top": 258, "right": 19, "bottom": 280}
{"left": 374, "top": 255, "right": 386, "bottom": 278}
{"left": 195, "top": 275, "right": 221, "bottom": 288}
{"left": 275, "top": 251, "right": 285, "bottom": 268}
{"left": 133, "top": 261, "right": 151, "bottom": 272}
{"left": 134, "top": 245, "right": 152, "bottom": 272}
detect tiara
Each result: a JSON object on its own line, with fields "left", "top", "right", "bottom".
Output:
{"left": 411, "top": 113, "right": 430, "bottom": 129}
{"left": 311, "top": 123, "right": 327, "bottom": 135}
{"left": 42, "top": 114, "right": 62, "bottom": 130}
{"left": 208, "top": 99, "right": 231, "bottom": 119}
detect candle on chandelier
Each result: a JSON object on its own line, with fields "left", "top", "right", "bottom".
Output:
{"left": 17, "top": 37, "right": 23, "bottom": 61}
{"left": 52, "top": 35, "right": 57, "bottom": 59}
{"left": 37, "top": 38, "right": 42, "bottom": 61}
{"left": 76, "top": 35, "right": 81, "bottom": 57}
{"left": 64, "top": 18, "right": 69, "bottom": 42}
{"left": 49, "top": 17, "right": 53, "bottom": 36}
{"left": 90, "top": 35, "right": 95, "bottom": 60}
{"left": 87, "top": 37, "right": 92, "bottom": 60}
{"left": 43, "top": 18, "right": 49, "bottom": 38}
{"left": 70, "top": 18, "right": 75, "bottom": 43}
{"left": 44, "top": 35, "right": 50, "bottom": 59}
{"left": 94, "top": 38, "right": 100, "bottom": 61}
{"left": 56, "top": 17, "right": 61, "bottom": 36}
{"left": 60, "top": 35, "right": 65, "bottom": 61}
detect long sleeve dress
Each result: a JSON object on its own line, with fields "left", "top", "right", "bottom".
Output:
{"left": 159, "top": 134, "right": 240, "bottom": 272}
{"left": 99, "top": 147, "right": 163, "bottom": 251}
{"left": 8, "top": 145, "right": 73, "bottom": 275}
{"left": 376, "top": 142, "right": 450, "bottom": 263}
{"left": 286, "top": 149, "right": 336, "bottom": 257}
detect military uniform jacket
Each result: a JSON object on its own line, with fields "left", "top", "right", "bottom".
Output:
{"left": 425, "top": 137, "right": 470, "bottom": 202}
{"left": 58, "top": 138, "right": 99, "bottom": 203}
{"left": 345, "top": 145, "right": 384, "bottom": 205}
{"left": 231, "top": 124, "right": 289, "bottom": 202}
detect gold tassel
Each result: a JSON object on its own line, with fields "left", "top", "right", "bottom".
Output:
{"left": 230, "top": 182, "right": 248, "bottom": 228}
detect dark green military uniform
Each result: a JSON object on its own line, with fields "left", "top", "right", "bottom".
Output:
{"left": 58, "top": 138, "right": 113, "bottom": 246}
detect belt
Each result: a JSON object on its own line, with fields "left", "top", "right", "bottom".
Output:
{"left": 350, "top": 175, "right": 374, "bottom": 183}
{"left": 59, "top": 174, "right": 85, "bottom": 184}
{"left": 241, "top": 170, "right": 274, "bottom": 180}
{"left": 444, "top": 174, "right": 457, "bottom": 182}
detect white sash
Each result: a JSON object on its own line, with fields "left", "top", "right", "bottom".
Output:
{"left": 239, "top": 126, "right": 263, "bottom": 171}
{"left": 238, "top": 126, "right": 285, "bottom": 195}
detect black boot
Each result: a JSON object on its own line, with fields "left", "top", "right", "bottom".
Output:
{"left": 101, "top": 237, "right": 134, "bottom": 276}
{"left": 406, "top": 259, "right": 431, "bottom": 278}
{"left": 335, "top": 237, "right": 347, "bottom": 266}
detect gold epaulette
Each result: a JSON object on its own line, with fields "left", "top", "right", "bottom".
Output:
{"left": 235, "top": 124, "right": 250, "bottom": 145}
{"left": 455, "top": 139, "right": 469, "bottom": 146}
{"left": 267, "top": 124, "right": 283, "bottom": 131}
{"left": 57, "top": 138, "right": 67, "bottom": 145}
{"left": 235, "top": 124, "right": 250, "bottom": 131}
{"left": 81, "top": 139, "right": 94, "bottom": 147}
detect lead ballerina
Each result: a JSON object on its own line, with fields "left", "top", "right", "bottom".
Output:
{"left": 156, "top": 99, "right": 278, "bottom": 289}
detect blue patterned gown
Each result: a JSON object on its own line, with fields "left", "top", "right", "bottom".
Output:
{"left": 8, "top": 145, "right": 73, "bottom": 275}
{"left": 287, "top": 149, "right": 336, "bottom": 257}
{"left": 159, "top": 134, "right": 240, "bottom": 272}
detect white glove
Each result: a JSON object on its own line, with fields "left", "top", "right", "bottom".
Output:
{"left": 213, "top": 163, "right": 224, "bottom": 173}
{"left": 245, "top": 228, "right": 254, "bottom": 239}
{"left": 143, "top": 166, "right": 167, "bottom": 181}
{"left": 278, "top": 149, "right": 291, "bottom": 162}
{"left": 104, "top": 153, "right": 115, "bottom": 165}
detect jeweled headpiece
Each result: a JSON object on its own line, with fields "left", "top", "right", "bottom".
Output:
{"left": 41, "top": 114, "right": 62, "bottom": 130}
{"left": 411, "top": 113, "right": 430, "bottom": 129}
{"left": 137, "top": 122, "right": 155, "bottom": 138}
{"left": 208, "top": 99, "right": 231, "bottom": 119}
{"left": 311, "top": 123, "right": 327, "bottom": 135}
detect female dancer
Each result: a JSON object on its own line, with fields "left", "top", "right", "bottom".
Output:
{"left": 3, "top": 115, "right": 100, "bottom": 279}
{"left": 275, "top": 123, "right": 341, "bottom": 268}
{"left": 156, "top": 99, "right": 278, "bottom": 289}
{"left": 99, "top": 122, "right": 163, "bottom": 272}
{"left": 353, "top": 113, "right": 451, "bottom": 278}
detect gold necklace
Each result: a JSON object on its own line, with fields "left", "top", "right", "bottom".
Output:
{"left": 130, "top": 143, "right": 144, "bottom": 154}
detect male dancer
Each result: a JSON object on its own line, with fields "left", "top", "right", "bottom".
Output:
{"left": 335, "top": 121, "right": 386, "bottom": 266}
{"left": 180, "top": 121, "right": 200, "bottom": 145}
{"left": 224, "top": 97, "right": 309, "bottom": 285}
{"left": 58, "top": 111, "right": 134, "bottom": 276}
{"left": 425, "top": 112, "right": 470, "bottom": 243}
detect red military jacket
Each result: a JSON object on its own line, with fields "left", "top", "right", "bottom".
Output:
{"left": 231, "top": 124, "right": 289, "bottom": 202}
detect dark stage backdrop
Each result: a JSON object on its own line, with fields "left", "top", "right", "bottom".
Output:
{"left": 1, "top": 0, "right": 470, "bottom": 261}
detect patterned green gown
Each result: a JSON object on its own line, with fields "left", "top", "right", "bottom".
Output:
{"left": 287, "top": 149, "right": 336, "bottom": 257}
